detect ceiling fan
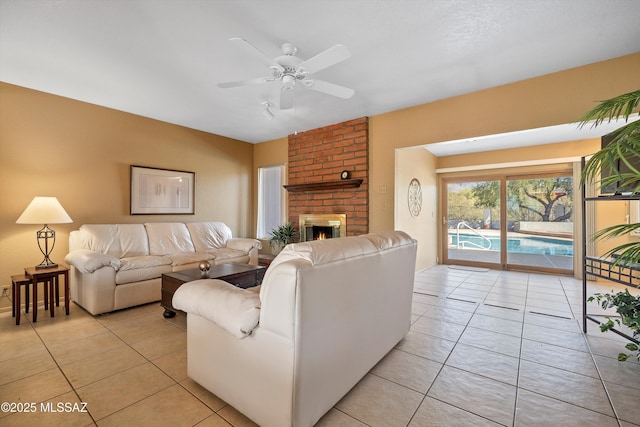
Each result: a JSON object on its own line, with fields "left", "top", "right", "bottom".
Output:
{"left": 217, "top": 38, "right": 355, "bottom": 110}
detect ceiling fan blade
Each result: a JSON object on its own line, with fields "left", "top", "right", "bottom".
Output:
{"left": 217, "top": 77, "right": 273, "bottom": 88}
{"left": 230, "top": 37, "right": 283, "bottom": 71}
{"left": 298, "top": 44, "right": 351, "bottom": 75}
{"left": 280, "top": 87, "right": 295, "bottom": 110}
{"left": 304, "top": 79, "right": 354, "bottom": 99}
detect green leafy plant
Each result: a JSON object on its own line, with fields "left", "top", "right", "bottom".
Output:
{"left": 579, "top": 89, "right": 640, "bottom": 361}
{"left": 579, "top": 89, "right": 640, "bottom": 267}
{"left": 587, "top": 290, "right": 640, "bottom": 361}
{"left": 269, "top": 222, "right": 298, "bottom": 251}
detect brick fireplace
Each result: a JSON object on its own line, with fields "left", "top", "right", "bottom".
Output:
{"left": 299, "top": 213, "right": 347, "bottom": 241}
{"left": 287, "top": 117, "right": 368, "bottom": 240}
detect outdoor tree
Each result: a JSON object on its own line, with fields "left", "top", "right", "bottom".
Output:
{"left": 470, "top": 178, "right": 573, "bottom": 222}
{"left": 447, "top": 186, "right": 483, "bottom": 221}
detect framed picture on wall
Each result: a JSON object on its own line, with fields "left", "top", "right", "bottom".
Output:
{"left": 130, "top": 165, "right": 195, "bottom": 214}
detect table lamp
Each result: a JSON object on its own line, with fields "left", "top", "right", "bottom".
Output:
{"left": 16, "top": 196, "right": 73, "bottom": 269}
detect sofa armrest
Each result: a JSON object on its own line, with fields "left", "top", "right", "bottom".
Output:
{"left": 64, "top": 250, "right": 121, "bottom": 273}
{"left": 226, "top": 238, "right": 262, "bottom": 252}
{"left": 173, "top": 279, "right": 260, "bottom": 338}
{"left": 227, "top": 238, "right": 262, "bottom": 265}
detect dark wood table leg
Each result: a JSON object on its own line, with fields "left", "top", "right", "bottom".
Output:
{"left": 64, "top": 271, "right": 69, "bottom": 315}
{"left": 163, "top": 308, "right": 176, "bottom": 318}
{"left": 43, "top": 279, "right": 48, "bottom": 310}
{"left": 14, "top": 281, "right": 20, "bottom": 325}
{"left": 49, "top": 277, "right": 55, "bottom": 317}
{"left": 11, "top": 280, "right": 16, "bottom": 318}
{"left": 55, "top": 275, "right": 60, "bottom": 307}
{"left": 32, "top": 278, "right": 38, "bottom": 323}
{"left": 25, "top": 282, "right": 30, "bottom": 314}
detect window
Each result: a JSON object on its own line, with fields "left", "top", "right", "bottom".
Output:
{"left": 257, "top": 164, "right": 286, "bottom": 239}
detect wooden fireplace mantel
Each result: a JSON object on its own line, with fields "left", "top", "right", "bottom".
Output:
{"left": 283, "top": 179, "right": 363, "bottom": 193}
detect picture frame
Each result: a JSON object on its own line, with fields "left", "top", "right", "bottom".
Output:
{"left": 130, "top": 165, "right": 195, "bottom": 215}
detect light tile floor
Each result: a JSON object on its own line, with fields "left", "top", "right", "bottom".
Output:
{"left": 0, "top": 265, "right": 639, "bottom": 426}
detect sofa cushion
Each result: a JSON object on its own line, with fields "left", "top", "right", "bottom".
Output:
{"left": 119, "top": 255, "right": 172, "bottom": 271}
{"left": 207, "top": 248, "right": 247, "bottom": 262}
{"left": 167, "top": 252, "right": 215, "bottom": 267}
{"left": 145, "top": 223, "right": 195, "bottom": 255}
{"left": 116, "top": 255, "right": 172, "bottom": 284}
{"left": 117, "top": 224, "right": 151, "bottom": 257}
{"left": 77, "top": 224, "right": 120, "bottom": 257}
{"left": 77, "top": 224, "right": 150, "bottom": 258}
{"left": 173, "top": 279, "right": 261, "bottom": 338}
{"left": 187, "top": 222, "right": 233, "bottom": 251}
{"left": 115, "top": 265, "right": 172, "bottom": 285}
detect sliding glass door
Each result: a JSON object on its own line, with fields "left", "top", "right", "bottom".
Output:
{"left": 505, "top": 175, "right": 574, "bottom": 272}
{"left": 443, "top": 172, "right": 574, "bottom": 274}
{"left": 444, "top": 179, "right": 502, "bottom": 266}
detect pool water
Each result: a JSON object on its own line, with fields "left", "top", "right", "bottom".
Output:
{"left": 449, "top": 234, "right": 573, "bottom": 256}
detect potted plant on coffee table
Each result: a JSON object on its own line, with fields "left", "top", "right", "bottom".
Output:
{"left": 269, "top": 222, "right": 298, "bottom": 253}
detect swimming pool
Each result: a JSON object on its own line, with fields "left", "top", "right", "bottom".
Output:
{"left": 449, "top": 234, "right": 573, "bottom": 256}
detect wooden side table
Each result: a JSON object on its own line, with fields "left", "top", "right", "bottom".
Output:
{"left": 258, "top": 253, "right": 276, "bottom": 268}
{"left": 24, "top": 264, "right": 70, "bottom": 323}
{"left": 11, "top": 274, "right": 32, "bottom": 325}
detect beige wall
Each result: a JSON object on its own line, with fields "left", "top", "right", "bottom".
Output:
{"left": 0, "top": 83, "right": 254, "bottom": 291}
{"left": 369, "top": 53, "right": 639, "bottom": 233}
{"left": 2, "top": 53, "right": 638, "bottom": 292}
{"left": 395, "top": 147, "right": 438, "bottom": 270}
{"left": 253, "top": 53, "right": 638, "bottom": 273}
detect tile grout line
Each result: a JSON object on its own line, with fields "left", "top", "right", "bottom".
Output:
{"left": 94, "top": 310, "right": 233, "bottom": 423}
{"left": 407, "top": 270, "right": 505, "bottom": 426}
{"left": 25, "top": 310, "right": 99, "bottom": 426}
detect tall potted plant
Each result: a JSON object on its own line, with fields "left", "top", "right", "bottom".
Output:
{"left": 579, "top": 88, "right": 640, "bottom": 361}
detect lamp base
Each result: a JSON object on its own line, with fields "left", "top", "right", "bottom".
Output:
{"left": 35, "top": 226, "right": 58, "bottom": 270}
{"left": 35, "top": 261, "right": 58, "bottom": 270}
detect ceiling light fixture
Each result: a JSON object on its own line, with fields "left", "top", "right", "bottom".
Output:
{"left": 262, "top": 101, "right": 275, "bottom": 120}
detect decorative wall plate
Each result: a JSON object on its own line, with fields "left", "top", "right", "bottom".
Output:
{"left": 408, "top": 178, "right": 422, "bottom": 217}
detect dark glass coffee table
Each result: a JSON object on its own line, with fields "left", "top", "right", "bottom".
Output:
{"left": 161, "top": 263, "right": 265, "bottom": 318}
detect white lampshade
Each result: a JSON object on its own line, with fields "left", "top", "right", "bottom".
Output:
{"left": 16, "top": 197, "right": 73, "bottom": 224}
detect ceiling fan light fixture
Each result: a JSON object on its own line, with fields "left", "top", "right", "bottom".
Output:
{"left": 261, "top": 101, "right": 275, "bottom": 120}
{"left": 282, "top": 74, "right": 296, "bottom": 91}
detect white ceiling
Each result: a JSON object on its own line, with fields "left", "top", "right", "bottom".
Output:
{"left": 1, "top": 0, "right": 639, "bottom": 148}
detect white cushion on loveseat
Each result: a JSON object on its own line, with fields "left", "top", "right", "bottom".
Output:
{"left": 166, "top": 251, "right": 215, "bottom": 266}
{"left": 115, "top": 255, "right": 173, "bottom": 285}
{"left": 145, "top": 223, "right": 195, "bottom": 255}
{"left": 186, "top": 222, "right": 233, "bottom": 251}
{"left": 77, "top": 224, "right": 150, "bottom": 258}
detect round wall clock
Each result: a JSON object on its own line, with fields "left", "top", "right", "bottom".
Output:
{"left": 408, "top": 178, "right": 422, "bottom": 217}
{"left": 340, "top": 170, "right": 350, "bottom": 180}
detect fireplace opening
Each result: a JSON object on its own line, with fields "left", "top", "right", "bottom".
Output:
{"left": 308, "top": 226, "right": 334, "bottom": 240}
{"left": 299, "top": 213, "right": 346, "bottom": 242}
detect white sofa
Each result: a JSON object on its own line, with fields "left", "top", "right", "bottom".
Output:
{"left": 64, "top": 222, "right": 262, "bottom": 315}
{"left": 173, "top": 231, "right": 417, "bottom": 427}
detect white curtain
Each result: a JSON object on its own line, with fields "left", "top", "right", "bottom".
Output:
{"left": 257, "top": 165, "right": 285, "bottom": 239}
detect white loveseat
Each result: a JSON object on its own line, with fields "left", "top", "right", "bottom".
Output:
{"left": 64, "top": 222, "right": 261, "bottom": 315}
{"left": 173, "top": 231, "right": 417, "bottom": 427}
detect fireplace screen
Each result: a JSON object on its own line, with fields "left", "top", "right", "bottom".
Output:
{"left": 299, "top": 213, "right": 346, "bottom": 242}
